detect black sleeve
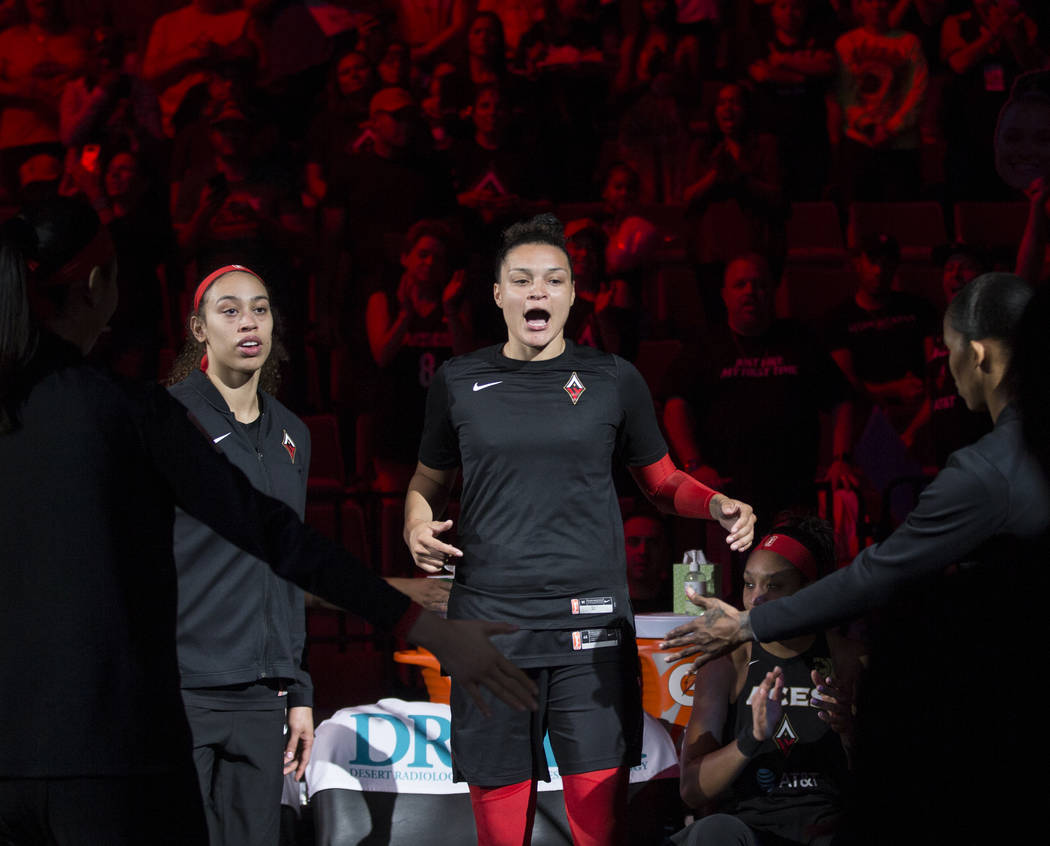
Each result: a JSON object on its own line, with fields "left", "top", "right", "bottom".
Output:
{"left": 616, "top": 357, "right": 669, "bottom": 466}
{"left": 750, "top": 454, "right": 1005, "bottom": 640}
{"left": 145, "top": 385, "right": 414, "bottom": 632}
{"left": 417, "top": 362, "right": 461, "bottom": 469}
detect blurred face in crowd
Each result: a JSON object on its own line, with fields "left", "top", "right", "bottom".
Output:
{"left": 995, "top": 99, "right": 1050, "bottom": 191}
{"left": 193, "top": 272, "right": 273, "bottom": 381}
{"left": 468, "top": 14, "right": 502, "bottom": 61}
{"left": 473, "top": 87, "right": 508, "bottom": 139}
{"left": 723, "top": 255, "right": 774, "bottom": 336}
{"left": 625, "top": 515, "right": 668, "bottom": 601}
{"left": 942, "top": 254, "right": 983, "bottom": 304}
{"left": 772, "top": 0, "right": 806, "bottom": 37}
{"left": 372, "top": 105, "right": 414, "bottom": 151}
{"left": 565, "top": 230, "right": 602, "bottom": 294}
{"left": 337, "top": 52, "right": 373, "bottom": 97}
{"left": 378, "top": 43, "right": 410, "bottom": 88}
{"left": 495, "top": 242, "right": 575, "bottom": 360}
{"left": 26, "top": 0, "right": 58, "bottom": 27}
{"left": 602, "top": 165, "right": 639, "bottom": 216}
{"left": 854, "top": 251, "right": 896, "bottom": 299}
{"left": 856, "top": 0, "right": 890, "bottom": 32}
{"left": 401, "top": 234, "right": 448, "bottom": 290}
{"left": 715, "top": 84, "right": 746, "bottom": 139}
{"left": 104, "top": 152, "right": 142, "bottom": 202}
{"left": 641, "top": 0, "right": 669, "bottom": 24}
{"left": 209, "top": 118, "right": 250, "bottom": 158}
{"left": 742, "top": 550, "right": 805, "bottom": 610}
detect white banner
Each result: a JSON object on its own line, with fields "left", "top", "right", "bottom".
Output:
{"left": 306, "top": 699, "right": 679, "bottom": 797}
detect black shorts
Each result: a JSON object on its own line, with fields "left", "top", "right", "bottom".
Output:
{"left": 449, "top": 650, "right": 642, "bottom": 786}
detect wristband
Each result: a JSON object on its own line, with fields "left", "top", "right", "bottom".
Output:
{"left": 736, "top": 725, "right": 763, "bottom": 758}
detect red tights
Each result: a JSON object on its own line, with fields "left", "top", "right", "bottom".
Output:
{"left": 468, "top": 766, "right": 629, "bottom": 846}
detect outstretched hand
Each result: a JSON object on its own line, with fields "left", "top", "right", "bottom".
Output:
{"left": 409, "top": 613, "right": 538, "bottom": 715}
{"left": 406, "top": 518, "right": 463, "bottom": 573}
{"left": 659, "top": 594, "right": 753, "bottom": 669}
{"left": 710, "top": 495, "right": 756, "bottom": 551}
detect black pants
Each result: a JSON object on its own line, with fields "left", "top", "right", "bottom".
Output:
{"left": 182, "top": 691, "right": 286, "bottom": 846}
{"left": 0, "top": 769, "right": 207, "bottom": 846}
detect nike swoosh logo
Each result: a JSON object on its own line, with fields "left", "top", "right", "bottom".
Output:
{"left": 748, "top": 660, "right": 759, "bottom": 666}
{"left": 213, "top": 432, "right": 232, "bottom": 443}
{"left": 473, "top": 381, "right": 503, "bottom": 392}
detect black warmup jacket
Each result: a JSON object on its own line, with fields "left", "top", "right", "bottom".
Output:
{"left": 0, "top": 332, "right": 413, "bottom": 778}
{"left": 169, "top": 370, "right": 312, "bottom": 706}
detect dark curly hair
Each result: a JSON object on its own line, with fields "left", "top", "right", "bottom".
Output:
{"left": 167, "top": 268, "right": 288, "bottom": 392}
{"left": 494, "top": 213, "right": 571, "bottom": 280}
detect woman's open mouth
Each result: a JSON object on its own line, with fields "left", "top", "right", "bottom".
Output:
{"left": 524, "top": 308, "right": 550, "bottom": 331}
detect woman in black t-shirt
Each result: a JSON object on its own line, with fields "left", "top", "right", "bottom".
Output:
{"left": 674, "top": 515, "right": 863, "bottom": 846}
{"left": 403, "top": 214, "right": 756, "bottom": 846}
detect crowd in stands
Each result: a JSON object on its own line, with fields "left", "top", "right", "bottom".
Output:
{"left": 2, "top": 0, "right": 1048, "bottom": 577}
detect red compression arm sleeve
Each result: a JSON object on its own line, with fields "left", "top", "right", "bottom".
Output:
{"left": 630, "top": 453, "right": 718, "bottom": 519}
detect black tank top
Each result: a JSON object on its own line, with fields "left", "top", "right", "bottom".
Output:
{"left": 724, "top": 633, "right": 850, "bottom": 843}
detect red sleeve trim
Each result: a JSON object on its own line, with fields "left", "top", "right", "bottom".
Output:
{"left": 630, "top": 454, "right": 718, "bottom": 519}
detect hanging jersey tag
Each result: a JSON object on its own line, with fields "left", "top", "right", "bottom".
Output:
{"left": 570, "top": 596, "right": 615, "bottom": 615}
{"left": 571, "top": 628, "right": 620, "bottom": 651}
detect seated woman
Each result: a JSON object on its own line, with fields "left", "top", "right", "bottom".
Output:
{"left": 674, "top": 514, "right": 863, "bottom": 846}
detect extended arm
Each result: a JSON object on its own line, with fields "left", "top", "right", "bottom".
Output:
{"left": 630, "top": 453, "right": 756, "bottom": 551}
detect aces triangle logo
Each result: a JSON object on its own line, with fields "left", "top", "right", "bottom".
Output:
{"left": 773, "top": 714, "right": 798, "bottom": 756}
{"left": 282, "top": 429, "right": 296, "bottom": 463}
{"left": 563, "top": 372, "right": 586, "bottom": 405}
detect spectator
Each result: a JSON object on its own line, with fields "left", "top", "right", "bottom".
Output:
{"left": 563, "top": 217, "right": 639, "bottom": 358}
{"left": 71, "top": 145, "right": 177, "bottom": 380}
{"left": 673, "top": 514, "right": 864, "bottom": 846}
{"left": 320, "top": 86, "right": 455, "bottom": 332}
{"left": 141, "top": 0, "right": 252, "bottom": 136}
{"left": 941, "top": 0, "right": 1043, "bottom": 200}
{"left": 665, "top": 253, "right": 856, "bottom": 535}
{"left": 833, "top": 0, "right": 928, "bottom": 203}
{"left": 172, "top": 97, "right": 307, "bottom": 285}
{"left": 825, "top": 233, "right": 938, "bottom": 437}
{"left": 364, "top": 219, "right": 472, "bottom": 491}
{"left": 376, "top": 40, "right": 413, "bottom": 90}
{"left": 58, "top": 24, "right": 163, "bottom": 154}
{"left": 0, "top": 0, "right": 88, "bottom": 194}
{"left": 747, "top": 0, "right": 837, "bottom": 201}
{"left": 396, "top": 0, "right": 473, "bottom": 67}
{"left": 450, "top": 83, "right": 541, "bottom": 231}
{"left": 613, "top": 0, "right": 699, "bottom": 102}
{"left": 684, "top": 83, "right": 785, "bottom": 320}
{"left": 624, "top": 510, "right": 672, "bottom": 613}
{"left": 304, "top": 49, "right": 375, "bottom": 206}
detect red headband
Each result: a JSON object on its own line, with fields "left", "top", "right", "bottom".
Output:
{"left": 757, "top": 533, "right": 818, "bottom": 582}
{"left": 192, "top": 264, "right": 264, "bottom": 372}
{"left": 32, "top": 227, "right": 115, "bottom": 290}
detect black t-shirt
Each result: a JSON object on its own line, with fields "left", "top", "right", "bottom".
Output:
{"left": 375, "top": 290, "right": 454, "bottom": 464}
{"left": 674, "top": 320, "right": 851, "bottom": 515}
{"left": 419, "top": 341, "right": 667, "bottom": 665}
{"left": 725, "top": 634, "right": 849, "bottom": 842}
{"left": 825, "top": 292, "right": 937, "bottom": 385}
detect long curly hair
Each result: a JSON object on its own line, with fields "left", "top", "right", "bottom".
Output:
{"left": 167, "top": 270, "right": 288, "bottom": 393}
